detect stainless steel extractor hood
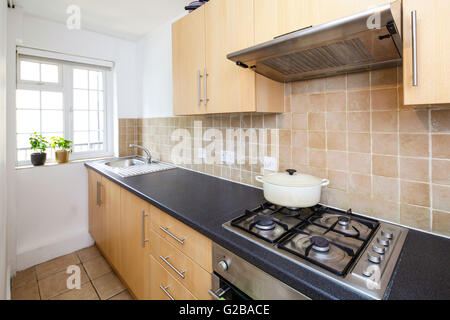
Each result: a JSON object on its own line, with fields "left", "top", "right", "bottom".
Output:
{"left": 227, "top": 2, "right": 402, "bottom": 83}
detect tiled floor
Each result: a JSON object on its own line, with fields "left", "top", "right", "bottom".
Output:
{"left": 11, "top": 245, "right": 134, "bottom": 300}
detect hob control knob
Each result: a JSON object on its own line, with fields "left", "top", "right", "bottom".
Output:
{"left": 372, "top": 244, "right": 386, "bottom": 255}
{"left": 362, "top": 269, "right": 374, "bottom": 277}
{"left": 381, "top": 230, "right": 394, "bottom": 240}
{"left": 218, "top": 260, "right": 229, "bottom": 272}
{"left": 368, "top": 252, "right": 382, "bottom": 264}
{"left": 377, "top": 237, "right": 390, "bottom": 247}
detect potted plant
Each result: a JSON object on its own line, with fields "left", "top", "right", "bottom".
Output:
{"left": 29, "top": 132, "right": 49, "bottom": 166}
{"left": 51, "top": 136, "right": 73, "bottom": 164}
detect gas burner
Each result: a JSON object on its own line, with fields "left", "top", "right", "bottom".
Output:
{"left": 338, "top": 216, "right": 350, "bottom": 226}
{"left": 253, "top": 216, "right": 276, "bottom": 231}
{"left": 310, "top": 236, "right": 330, "bottom": 252}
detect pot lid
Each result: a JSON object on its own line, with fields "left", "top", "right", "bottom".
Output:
{"left": 261, "top": 169, "right": 323, "bottom": 187}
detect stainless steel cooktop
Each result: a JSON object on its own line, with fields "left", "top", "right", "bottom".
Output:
{"left": 223, "top": 203, "right": 408, "bottom": 300}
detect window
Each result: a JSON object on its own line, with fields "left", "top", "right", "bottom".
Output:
{"left": 16, "top": 56, "right": 112, "bottom": 165}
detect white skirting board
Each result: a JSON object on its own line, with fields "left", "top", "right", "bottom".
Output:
{"left": 15, "top": 230, "right": 94, "bottom": 272}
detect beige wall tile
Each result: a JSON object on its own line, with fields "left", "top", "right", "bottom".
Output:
{"left": 432, "top": 134, "right": 450, "bottom": 159}
{"left": 326, "top": 92, "right": 346, "bottom": 112}
{"left": 399, "top": 110, "right": 429, "bottom": 132}
{"left": 349, "top": 173, "right": 371, "bottom": 196}
{"left": 292, "top": 131, "right": 307, "bottom": 148}
{"left": 371, "top": 67, "right": 397, "bottom": 88}
{"left": 373, "top": 175, "right": 399, "bottom": 202}
{"left": 349, "top": 194, "right": 372, "bottom": 215}
{"left": 326, "top": 112, "right": 347, "bottom": 131}
{"left": 400, "top": 181, "right": 430, "bottom": 207}
{"left": 432, "top": 185, "right": 450, "bottom": 212}
{"left": 327, "top": 170, "right": 348, "bottom": 191}
{"left": 431, "top": 109, "right": 450, "bottom": 132}
{"left": 432, "top": 160, "right": 450, "bottom": 185}
{"left": 348, "top": 72, "right": 370, "bottom": 90}
{"left": 348, "top": 152, "right": 371, "bottom": 174}
{"left": 371, "top": 88, "right": 398, "bottom": 111}
{"left": 432, "top": 210, "right": 450, "bottom": 237}
{"left": 309, "top": 149, "right": 327, "bottom": 168}
{"left": 400, "top": 134, "right": 429, "bottom": 157}
{"left": 308, "top": 113, "right": 326, "bottom": 131}
{"left": 372, "top": 111, "right": 398, "bottom": 132}
{"left": 372, "top": 133, "right": 398, "bottom": 155}
{"left": 291, "top": 94, "right": 309, "bottom": 114}
{"left": 327, "top": 151, "right": 347, "bottom": 171}
{"left": 400, "top": 157, "right": 429, "bottom": 182}
{"left": 327, "top": 132, "right": 347, "bottom": 151}
{"left": 348, "top": 90, "right": 370, "bottom": 111}
{"left": 292, "top": 113, "right": 307, "bottom": 130}
{"left": 309, "top": 132, "right": 326, "bottom": 149}
{"left": 373, "top": 155, "right": 398, "bottom": 178}
{"left": 348, "top": 133, "right": 370, "bottom": 153}
{"left": 348, "top": 112, "right": 370, "bottom": 132}
{"left": 371, "top": 200, "right": 400, "bottom": 223}
{"left": 400, "top": 204, "right": 431, "bottom": 231}
{"left": 326, "top": 75, "right": 346, "bottom": 92}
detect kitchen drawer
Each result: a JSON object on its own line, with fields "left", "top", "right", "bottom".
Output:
{"left": 151, "top": 206, "right": 212, "bottom": 272}
{"left": 149, "top": 229, "right": 212, "bottom": 300}
{"left": 149, "top": 255, "right": 197, "bottom": 300}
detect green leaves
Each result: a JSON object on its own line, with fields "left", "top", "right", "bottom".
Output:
{"left": 50, "top": 136, "right": 73, "bottom": 153}
{"left": 29, "top": 132, "right": 48, "bottom": 153}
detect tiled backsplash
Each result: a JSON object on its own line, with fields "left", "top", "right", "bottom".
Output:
{"left": 119, "top": 67, "right": 450, "bottom": 237}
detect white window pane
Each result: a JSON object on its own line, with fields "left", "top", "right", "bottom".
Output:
{"left": 89, "top": 131, "right": 100, "bottom": 144}
{"left": 89, "top": 111, "right": 99, "bottom": 131}
{"left": 17, "top": 134, "right": 31, "bottom": 149}
{"left": 74, "top": 131, "right": 89, "bottom": 145}
{"left": 99, "top": 111, "right": 104, "bottom": 131}
{"left": 17, "top": 149, "right": 32, "bottom": 162}
{"left": 74, "top": 145, "right": 89, "bottom": 153}
{"left": 73, "top": 89, "right": 88, "bottom": 109}
{"left": 98, "top": 72, "right": 103, "bottom": 90}
{"left": 16, "top": 110, "right": 40, "bottom": 133}
{"left": 41, "top": 110, "right": 63, "bottom": 132}
{"left": 20, "top": 61, "right": 40, "bottom": 81}
{"left": 41, "top": 91, "right": 63, "bottom": 109}
{"left": 73, "top": 69, "right": 88, "bottom": 89}
{"left": 89, "top": 71, "right": 98, "bottom": 90}
{"left": 98, "top": 92, "right": 104, "bottom": 110}
{"left": 40, "top": 64, "right": 59, "bottom": 83}
{"left": 93, "top": 143, "right": 104, "bottom": 151}
{"left": 89, "top": 91, "right": 98, "bottom": 110}
{"left": 73, "top": 111, "right": 89, "bottom": 131}
{"left": 16, "top": 90, "right": 40, "bottom": 109}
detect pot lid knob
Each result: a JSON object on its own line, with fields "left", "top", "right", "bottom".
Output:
{"left": 286, "top": 169, "right": 297, "bottom": 176}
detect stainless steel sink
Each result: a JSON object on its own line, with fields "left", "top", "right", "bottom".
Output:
{"left": 104, "top": 157, "right": 145, "bottom": 168}
{"left": 102, "top": 156, "right": 175, "bottom": 177}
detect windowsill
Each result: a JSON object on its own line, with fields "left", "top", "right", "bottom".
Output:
{"left": 15, "top": 155, "right": 115, "bottom": 170}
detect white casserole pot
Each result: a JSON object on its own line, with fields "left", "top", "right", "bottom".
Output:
{"left": 255, "top": 169, "right": 330, "bottom": 208}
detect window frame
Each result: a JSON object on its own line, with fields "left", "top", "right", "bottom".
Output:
{"left": 16, "top": 56, "right": 114, "bottom": 166}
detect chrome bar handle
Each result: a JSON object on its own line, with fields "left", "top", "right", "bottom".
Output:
{"left": 204, "top": 68, "right": 209, "bottom": 106}
{"left": 411, "top": 10, "right": 418, "bottom": 87}
{"left": 159, "top": 226, "right": 185, "bottom": 245}
{"left": 142, "top": 211, "right": 149, "bottom": 248}
{"left": 208, "top": 290, "right": 222, "bottom": 300}
{"left": 160, "top": 256, "right": 186, "bottom": 279}
{"left": 96, "top": 181, "right": 102, "bottom": 206}
{"left": 159, "top": 285, "right": 175, "bottom": 300}
{"left": 197, "top": 70, "right": 203, "bottom": 106}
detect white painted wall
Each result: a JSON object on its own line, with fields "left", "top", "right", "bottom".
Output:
{"left": 137, "top": 15, "right": 184, "bottom": 118}
{"left": 6, "top": 9, "right": 141, "bottom": 272}
{"left": 0, "top": 0, "right": 9, "bottom": 300}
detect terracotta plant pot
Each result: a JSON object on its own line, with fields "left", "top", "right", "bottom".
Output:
{"left": 55, "top": 150, "right": 70, "bottom": 164}
{"left": 30, "top": 153, "right": 47, "bottom": 166}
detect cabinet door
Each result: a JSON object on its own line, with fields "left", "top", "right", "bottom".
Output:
{"left": 172, "top": 6, "right": 206, "bottom": 115}
{"left": 403, "top": 0, "right": 450, "bottom": 105}
{"left": 205, "top": 0, "right": 256, "bottom": 113}
{"left": 102, "top": 177, "right": 122, "bottom": 273}
{"left": 255, "top": 0, "right": 279, "bottom": 45}
{"left": 88, "top": 169, "right": 103, "bottom": 248}
{"left": 120, "top": 190, "right": 151, "bottom": 299}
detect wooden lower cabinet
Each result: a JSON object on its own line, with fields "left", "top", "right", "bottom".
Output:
{"left": 87, "top": 168, "right": 212, "bottom": 300}
{"left": 148, "top": 255, "right": 197, "bottom": 300}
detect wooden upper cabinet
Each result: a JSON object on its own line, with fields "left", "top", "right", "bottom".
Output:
{"left": 120, "top": 190, "right": 151, "bottom": 300}
{"left": 172, "top": 0, "right": 284, "bottom": 115}
{"left": 172, "top": 6, "right": 206, "bottom": 115}
{"left": 403, "top": 0, "right": 450, "bottom": 105}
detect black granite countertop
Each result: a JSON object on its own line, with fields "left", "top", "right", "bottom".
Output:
{"left": 85, "top": 160, "right": 450, "bottom": 300}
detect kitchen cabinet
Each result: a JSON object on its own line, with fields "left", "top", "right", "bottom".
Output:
{"left": 172, "top": 0, "right": 284, "bottom": 115}
{"left": 172, "top": 6, "right": 206, "bottom": 116}
{"left": 402, "top": 0, "right": 450, "bottom": 105}
{"left": 119, "top": 189, "right": 151, "bottom": 300}
{"left": 256, "top": 0, "right": 396, "bottom": 44}
{"left": 88, "top": 170, "right": 105, "bottom": 252}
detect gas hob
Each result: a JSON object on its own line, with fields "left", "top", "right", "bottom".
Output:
{"left": 223, "top": 203, "right": 408, "bottom": 300}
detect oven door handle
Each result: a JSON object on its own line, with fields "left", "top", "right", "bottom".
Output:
{"left": 208, "top": 287, "right": 230, "bottom": 300}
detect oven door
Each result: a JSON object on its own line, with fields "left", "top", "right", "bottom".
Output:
{"left": 209, "top": 273, "right": 251, "bottom": 300}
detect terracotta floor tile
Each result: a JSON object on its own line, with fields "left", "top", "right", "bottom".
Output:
{"left": 92, "top": 272, "right": 126, "bottom": 300}
{"left": 11, "top": 281, "right": 40, "bottom": 300}
{"left": 109, "top": 290, "right": 134, "bottom": 300}
{"left": 36, "top": 253, "right": 80, "bottom": 280}
{"left": 51, "top": 282, "right": 99, "bottom": 300}
{"left": 38, "top": 264, "right": 89, "bottom": 299}
{"left": 77, "top": 245, "right": 101, "bottom": 263}
{"left": 83, "top": 256, "right": 112, "bottom": 280}
{"left": 11, "top": 267, "right": 36, "bottom": 289}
